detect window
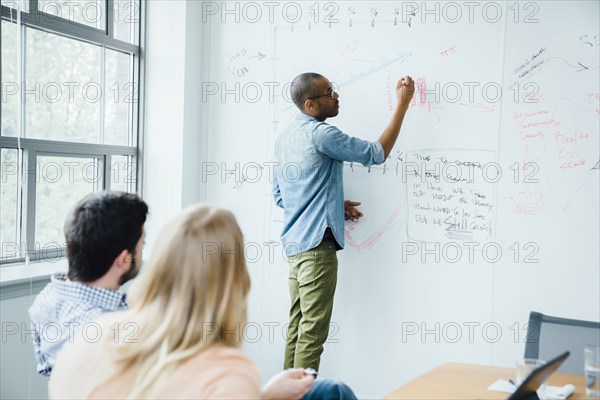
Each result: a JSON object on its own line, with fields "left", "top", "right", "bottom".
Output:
{"left": 37, "top": 0, "right": 106, "bottom": 30}
{"left": 1, "top": 0, "right": 143, "bottom": 264}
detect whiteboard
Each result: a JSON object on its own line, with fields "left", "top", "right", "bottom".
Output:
{"left": 200, "top": 1, "right": 599, "bottom": 397}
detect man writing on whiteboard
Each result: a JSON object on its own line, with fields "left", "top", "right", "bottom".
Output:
{"left": 273, "top": 72, "right": 414, "bottom": 372}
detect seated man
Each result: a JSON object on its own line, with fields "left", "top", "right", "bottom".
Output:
{"left": 29, "top": 190, "right": 356, "bottom": 399}
{"left": 29, "top": 190, "right": 148, "bottom": 377}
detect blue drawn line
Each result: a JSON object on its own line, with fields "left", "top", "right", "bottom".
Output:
{"left": 282, "top": 52, "right": 412, "bottom": 112}
{"left": 338, "top": 52, "right": 412, "bottom": 89}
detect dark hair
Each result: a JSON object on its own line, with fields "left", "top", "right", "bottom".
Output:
{"left": 290, "top": 72, "right": 325, "bottom": 111}
{"left": 64, "top": 190, "right": 149, "bottom": 282}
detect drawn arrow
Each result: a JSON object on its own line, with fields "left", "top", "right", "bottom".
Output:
{"left": 248, "top": 51, "right": 266, "bottom": 61}
{"left": 459, "top": 102, "right": 496, "bottom": 112}
{"left": 592, "top": 160, "right": 599, "bottom": 170}
{"left": 546, "top": 57, "right": 589, "bottom": 72}
{"left": 406, "top": 12, "right": 415, "bottom": 27}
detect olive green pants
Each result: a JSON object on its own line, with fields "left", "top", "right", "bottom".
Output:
{"left": 284, "top": 239, "right": 338, "bottom": 371}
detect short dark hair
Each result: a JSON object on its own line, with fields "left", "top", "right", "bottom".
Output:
{"left": 64, "top": 190, "right": 149, "bottom": 282}
{"left": 290, "top": 72, "right": 325, "bottom": 111}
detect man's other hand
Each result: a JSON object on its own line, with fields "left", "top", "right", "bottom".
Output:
{"left": 344, "top": 200, "right": 363, "bottom": 221}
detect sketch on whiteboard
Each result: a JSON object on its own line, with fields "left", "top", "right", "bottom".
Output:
{"left": 513, "top": 192, "right": 544, "bottom": 215}
{"left": 223, "top": 49, "right": 267, "bottom": 79}
{"left": 344, "top": 203, "right": 405, "bottom": 252}
{"left": 332, "top": 42, "right": 411, "bottom": 91}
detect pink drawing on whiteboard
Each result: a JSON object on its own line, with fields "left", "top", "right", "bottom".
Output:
{"left": 344, "top": 203, "right": 405, "bottom": 252}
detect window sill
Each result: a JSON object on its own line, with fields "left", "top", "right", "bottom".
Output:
{"left": 0, "top": 259, "right": 67, "bottom": 289}
{"left": 0, "top": 258, "right": 147, "bottom": 300}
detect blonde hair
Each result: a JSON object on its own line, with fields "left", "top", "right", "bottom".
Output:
{"left": 92, "top": 205, "right": 250, "bottom": 398}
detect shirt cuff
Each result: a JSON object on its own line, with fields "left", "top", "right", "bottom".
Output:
{"left": 372, "top": 140, "right": 385, "bottom": 164}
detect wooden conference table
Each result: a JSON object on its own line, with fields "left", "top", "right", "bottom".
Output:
{"left": 385, "top": 363, "right": 586, "bottom": 399}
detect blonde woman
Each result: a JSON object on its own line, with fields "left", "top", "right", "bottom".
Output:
{"left": 48, "top": 205, "right": 356, "bottom": 399}
{"left": 48, "top": 205, "right": 261, "bottom": 398}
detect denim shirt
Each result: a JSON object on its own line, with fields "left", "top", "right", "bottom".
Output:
{"left": 273, "top": 113, "right": 385, "bottom": 256}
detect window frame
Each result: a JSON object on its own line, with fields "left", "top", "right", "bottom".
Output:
{"left": 1, "top": 0, "right": 145, "bottom": 265}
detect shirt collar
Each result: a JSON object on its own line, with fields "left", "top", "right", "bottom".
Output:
{"left": 296, "top": 113, "right": 319, "bottom": 122}
{"left": 51, "top": 272, "right": 128, "bottom": 310}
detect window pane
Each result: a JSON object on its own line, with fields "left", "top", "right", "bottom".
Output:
{"left": 1, "top": 0, "right": 29, "bottom": 12}
{"left": 37, "top": 0, "right": 106, "bottom": 30}
{"left": 113, "top": 0, "right": 140, "bottom": 45}
{"left": 26, "top": 28, "right": 101, "bottom": 143}
{"left": 110, "top": 155, "right": 136, "bottom": 192}
{"left": 105, "top": 50, "right": 132, "bottom": 146}
{"left": 1, "top": 149, "right": 20, "bottom": 260}
{"left": 35, "top": 156, "right": 98, "bottom": 249}
{"left": 1, "top": 20, "right": 18, "bottom": 137}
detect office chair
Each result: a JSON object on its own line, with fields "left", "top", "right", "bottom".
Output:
{"left": 524, "top": 311, "right": 600, "bottom": 374}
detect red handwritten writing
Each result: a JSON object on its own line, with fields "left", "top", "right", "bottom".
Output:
{"left": 558, "top": 146, "right": 581, "bottom": 159}
{"left": 519, "top": 118, "right": 560, "bottom": 129}
{"left": 587, "top": 91, "right": 600, "bottom": 115}
{"left": 554, "top": 131, "right": 590, "bottom": 144}
{"left": 439, "top": 45, "right": 456, "bottom": 57}
{"left": 520, "top": 130, "right": 545, "bottom": 140}
{"left": 560, "top": 159, "right": 586, "bottom": 169}
{"left": 385, "top": 74, "right": 394, "bottom": 111}
{"left": 405, "top": 77, "right": 442, "bottom": 121}
{"left": 513, "top": 110, "right": 550, "bottom": 119}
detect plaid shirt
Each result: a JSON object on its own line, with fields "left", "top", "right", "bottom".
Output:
{"left": 28, "top": 273, "right": 128, "bottom": 376}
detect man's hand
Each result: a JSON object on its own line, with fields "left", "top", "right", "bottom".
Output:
{"left": 379, "top": 75, "right": 414, "bottom": 158}
{"left": 396, "top": 75, "right": 415, "bottom": 109}
{"left": 261, "top": 369, "right": 314, "bottom": 400}
{"left": 344, "top": 200, "right": 363, "bottom": 221}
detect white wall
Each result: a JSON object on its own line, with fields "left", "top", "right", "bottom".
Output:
{"left": 142, "top": 0, "right": 207, "bottom": 249}
{"left": 1, "top": 284, "right": 50, "bottom": 399}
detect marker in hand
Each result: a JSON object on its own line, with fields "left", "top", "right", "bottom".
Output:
{"left": 304, "top": 368, "right": 317, "bottom": 378}
{"left": 398, "top": 75, "right": 415, "bottom": 102}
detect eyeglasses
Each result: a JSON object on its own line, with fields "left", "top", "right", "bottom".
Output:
{"left": 306, "top": 83, "right": 339, "bottom": 100}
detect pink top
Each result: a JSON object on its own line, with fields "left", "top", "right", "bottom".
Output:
{"left": 48, "top": 315, "right": 261, "bottom": 399}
